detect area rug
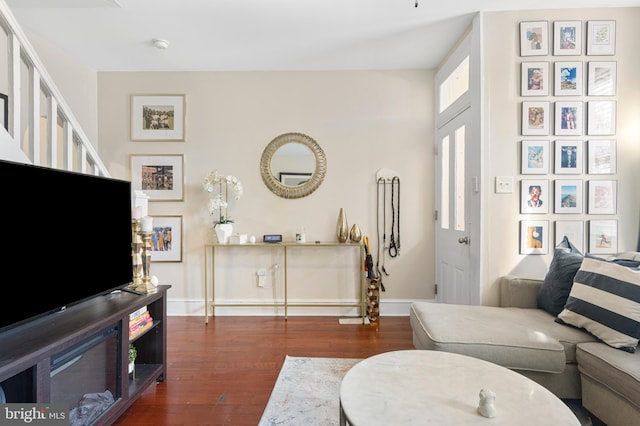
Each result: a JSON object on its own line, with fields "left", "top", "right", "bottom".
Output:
{"left": 258, "top": 355, "right": 594, "bottom": 426}
{"left": 258, "top": 355, "right": 361, "bottom": 426}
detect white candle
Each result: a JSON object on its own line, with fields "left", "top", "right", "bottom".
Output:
{"left": 141, "top": 216, "right": 153, "bottom": 232}
{"left": 132, "top": 206, "right": 142, "bottom": 220}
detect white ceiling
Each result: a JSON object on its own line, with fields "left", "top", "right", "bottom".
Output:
{"left": 6, "top": 0, "right": 640, "bottom": 72}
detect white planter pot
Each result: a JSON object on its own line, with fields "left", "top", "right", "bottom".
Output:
{"left": 128, "top": 361, "right": 135, "bottom": 374}
{"left": 215, "top": 223, "right": 234, "bottom": 244}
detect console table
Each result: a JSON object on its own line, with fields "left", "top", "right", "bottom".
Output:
{"left": 204, "top": 242, "right": 366, "bottom": 322}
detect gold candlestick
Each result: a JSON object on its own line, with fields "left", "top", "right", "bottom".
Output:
{"left": 140, "top": 231, "right": 157, "bottom": 293}
{"left": 131, "top": 219, "right": 143, "bottom": 288}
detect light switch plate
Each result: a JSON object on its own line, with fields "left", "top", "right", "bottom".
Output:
{"left": 495, "top": 176, "right": 514, "bottom": 194}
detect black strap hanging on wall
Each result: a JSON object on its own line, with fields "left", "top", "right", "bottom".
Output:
{"left": 389, "top": 176, "right": 401, "bottom": 258}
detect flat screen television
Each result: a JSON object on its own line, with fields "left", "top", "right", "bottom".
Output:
{"left": 0, "top": 159, "right": 133, "bottom": 333}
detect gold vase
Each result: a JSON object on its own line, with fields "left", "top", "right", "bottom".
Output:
{"left": 349, "top": 224, "right": 362, "bottom": 243}
{"left": 336, "top": 208, "right": 348, "bottom": 243}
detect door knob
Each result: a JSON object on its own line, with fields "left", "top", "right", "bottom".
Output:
{"left": 458, "top": 236, "right": 470, "bottom": 244}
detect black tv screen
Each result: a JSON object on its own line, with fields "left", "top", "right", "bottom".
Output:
{"left": 0, "top": 159, "right": 133, "bottom": 333}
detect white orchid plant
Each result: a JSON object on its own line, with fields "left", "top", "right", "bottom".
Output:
{"left": 202, "top": 170, "right": 243, "bottom": 224}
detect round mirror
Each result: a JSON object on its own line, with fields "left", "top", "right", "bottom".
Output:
{"left": 260, "top": 132, "right": 327, "bottom": 199}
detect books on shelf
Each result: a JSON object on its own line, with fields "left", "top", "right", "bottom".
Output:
{"left": 129, "top": 308, "right": 153, "bottom": 339}
{"left": 129, "top": 305, "right": 148, "bottom": 321}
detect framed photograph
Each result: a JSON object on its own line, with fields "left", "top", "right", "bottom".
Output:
{"left": 149, "top": 215, "right": 183, "bottom": 262}
{"left": 554, "top": 62, "right": 582, "bottom": 96}
{"left": 520, "top": 220, "right": 549, "bottom": 255}
{"left": 589, "top": 220, "right": 618, "bottom": 254}
{"left": 554, "top": 180, "right": 583, "bottom": 214}
{"left": 521, "top": 140, "right": 550, "bottom": 174}
{"left": 554, "top": 140, "right": 583, "bottom": 174}
{"left": 520, "top": 21, "right": 549, "bottom": 56}
{"left": 131, "top": 94, "right": 185, "bottom": 141}
{"left": 553, "top": 21, "right": 582, "bottom": 56}
{"left": 588, "top": 180, "right": 617, "bottom": 214}
{"left": 587, "top": 100, "right": 616, "bottom": 136}
{"left": 555, "top": 220, "right": 584, "bottom": 253}
{"left": 522, "top": 101, "right": 550, "bottom": 136}
{"left": 130, "top": 154, "right": 184, "bottom": 201}
{"left": 0, "top": 93, "right": 7, "bottom": 131}
{"left": 587, "top": 21, "right": 616, "bottom": 56}
{"left": 279, "top": 172, "right": 312, "bottom": 186}
{"left": 587, "top": 139, "right": 616, "bottom": 174}
{"left": 521, "top": 62, "right": 549, "bottom": 96}
{"left": 554, "top": 101, "right": 583, "bottom": 136}
{"left": 587, "top": 61, "right": 616, "bottom": 96}
{"left": 521, "top": 179, "right": 549, "bottom": 214}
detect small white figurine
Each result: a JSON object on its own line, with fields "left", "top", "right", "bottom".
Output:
{"left": 478, "top": 388, "right": 496, "bottom": 418}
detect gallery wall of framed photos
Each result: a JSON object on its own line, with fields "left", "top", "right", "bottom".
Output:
{"left": 518, "top": 20, "right": 618, "bottom": 255}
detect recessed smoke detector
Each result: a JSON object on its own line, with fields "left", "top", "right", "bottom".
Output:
{"left": 152, "top": 38, "right": 170, "bottom": 50}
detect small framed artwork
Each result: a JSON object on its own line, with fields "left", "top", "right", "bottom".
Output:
{"left": 521, "top": 62, "right": 549, "bottom": 96}
{"left": 130, "top": 154, "right": 184, "bottom": 201}
{"left": 520, "top": 21, "right": 549, "bottom": 56}
{"left": 555, "top": 220, "right": 584, "bottom": 253}
{"left": 589, "top": 220, "right": 618, "bottom": 255}
{"left": 521, "top": 140, "right": 550, "bottom": 174}
{"left": 554, "top": 62, "right": 582, "bottom": 96}
{"left": 522, "top": 101, "right": 550, "bottom": 136}
{"left": 554, "top": 140, "right": 583, "bottom": 174}
{"left": 131, "top": 94, "right": 186, "bottom": 141}
{"left": 279, "top": 172, "right": 312, "bottom": 186}
{"left": 0, "top": 93, "right": 7, "bottom": 131}
{"left": 587, "top": 140, "right": 616, "bottom": 174}
{"left": 588, "top": 179, "right": 617, "bottom": 214}
{"left": 587, "top": 61, "right": 616, "bottom": 96}
{"left": 520, "top": 220, "right": 549, "bottom": 255}
{"left": 553, "top": 21, "right": 582, "bottom": 56}
{"left": 149, "top": 215, "right": 183, "bottom": 262}
{"left": 554, "top": 101, "right": 583, "bottom": 136}
{"left": 554, "top": 180, "right": 583, "bottom": 214}
{"left": 587, "top": 100, "right": 616, "bottom": 136}
{"left": 587, "top": 21, "right": 616, "bottom": 56}
{"left": 521, "top": 179, "right": 549, "bottom": 214}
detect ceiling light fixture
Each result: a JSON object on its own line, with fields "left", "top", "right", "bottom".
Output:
{"left": 152, "top": 38, "right": 170, "bottom": 50}
{"left": 415, "top": 0, "right": 418, "bottom": 7}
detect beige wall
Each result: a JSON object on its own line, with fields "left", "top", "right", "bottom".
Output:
{"left": 97, "top": 70, "right": 435, "bottom": 316}
{"left": 481, "top": 8, "right": 640, "bottom": 304}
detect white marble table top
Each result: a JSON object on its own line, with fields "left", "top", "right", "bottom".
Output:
{"left": 339, "top": 350, "right": 580, "bottom": 426}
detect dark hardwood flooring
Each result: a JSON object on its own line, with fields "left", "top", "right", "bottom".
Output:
{"left": 113, "top": 315, "right": 415, "bottom": 426}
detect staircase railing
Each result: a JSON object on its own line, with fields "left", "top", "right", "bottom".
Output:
{"left": 0, "top": 0, "right": 109, "bottom": 177}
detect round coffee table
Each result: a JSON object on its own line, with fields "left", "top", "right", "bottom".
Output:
{"left": 339, "top": 350, "right": 581, "bottom": 425}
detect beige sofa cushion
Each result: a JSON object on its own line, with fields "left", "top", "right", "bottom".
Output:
{"left": 410, "top": 302, "right": 596, "bottom": 373}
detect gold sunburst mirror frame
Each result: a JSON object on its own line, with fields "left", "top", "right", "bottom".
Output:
{"left": 260, "top": 132, "right": 327, "bottom": 199}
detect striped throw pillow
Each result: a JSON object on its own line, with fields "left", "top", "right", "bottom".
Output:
{"left": 557, "top": 256, "right": 640, "bottom": 352}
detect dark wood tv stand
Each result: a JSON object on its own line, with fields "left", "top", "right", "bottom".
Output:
{"left": 0, "top": 285, "right": 170, "bottom": 425}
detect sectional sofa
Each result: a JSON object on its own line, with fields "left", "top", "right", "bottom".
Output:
{"left": 410, "top": 247, "right": 640, "bottom": 426}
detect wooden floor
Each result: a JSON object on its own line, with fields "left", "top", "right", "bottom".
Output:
{"left": 113, "top": 315, "right": 415, "bottom": 426}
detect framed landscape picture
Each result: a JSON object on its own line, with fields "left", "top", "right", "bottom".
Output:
{"left": 521, "top": 179, "right": 549, "bottom": 214}
{"left": 554, "top": 179, "right": 583, "bottom": 214}
{"left": 589, "top": 220, "right": 618, "bottom": 254}
{"left": 554, "top": 140, "right": 583, "bottom": 174}
{"left": 520, "top": 21, "right": 549, "bottom": 56}
{"left": 587, "top": 139, "right": 616, "bottom": 174}
{"left": 521, "top": 140, "right": 549, "bottom": 174}
{"left": 131, "top": 94, "right": 186, "bottom": 141}
{"left": 588, "top": 179, "right": 617, "bottom": 214}
{"left": 554, "top": 101, "right": 583, "bottom": 136}
{"left": 587, "top": 100, "right": 616, "bottom": 136}
{"left": 521, "top": 62, "right": 549, "bottom": 96}
{"left": 587, "top": 61, "right": 616, "bottom": 96}
{"left": 587, "top": 20, "right": 616, "bottom": 56}
{"left": 553, "top": 21, "right": 582, "bottom": 56}
{"left": 130, "top": 154, "right": 184, "bottom": 201}
{"left": 520, "top": 220, "right": 549, "bottom": 255}
{"left": 149, "top": 215, "right": 183, "bottom": 262}
{"left": 522, "top": 101, "right": 550, "bottom": 136}
{"left": 554, "top": 62, "right": 582, "bottom": 96}
{"left": 555, "top": 220, "right": 584, "bottom": 253}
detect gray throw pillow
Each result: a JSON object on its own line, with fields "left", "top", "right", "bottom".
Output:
{"left": 537, "top": 237, "right": 583, "bottom": 316}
